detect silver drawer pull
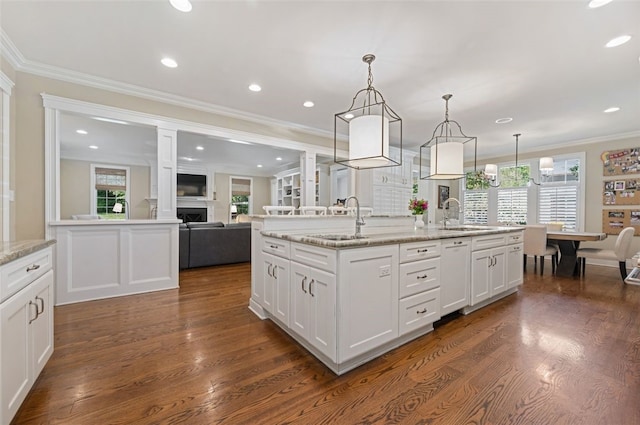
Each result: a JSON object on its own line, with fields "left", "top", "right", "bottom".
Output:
{"left": 417, "top": 249, "right": 429, "bottom": 253}
{"left": 270, "top": 245, "right": 278, "bottom": 249}
{"left": 417, "top": 274, "right": 428, "bottom": 279}
{"left": 454, "top": 241, "right": 463, "bottom": 245}
{"left": 417, "top": 308, "right": 427, "bottom": 314}
{"left": 26, "top": 264, "right": 41, "bottom": 272}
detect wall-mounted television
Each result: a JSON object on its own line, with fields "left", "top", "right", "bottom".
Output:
{"left": 177, "top": 173, "right": 207, "bottom": 197}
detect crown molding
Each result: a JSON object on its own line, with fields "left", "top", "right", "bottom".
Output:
{"left": 1, "top": 30, "right": 336, "bottom": 142}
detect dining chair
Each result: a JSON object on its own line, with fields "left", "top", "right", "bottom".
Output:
{"left": 523, "top": 225, "right": 559, "bottom": 275}
{"left": 576, "top": 227, "right": 635, "bottom": 282}
{"left": 347, "top": 206, "right": 373, "bottom": 217}
{"left": 263, "top": 206, "right": 295, "bottom": 215}
{"left": 328, "top": 206, "right": 349, "bottom": 215}
{"left": 299, "top": 206, "right": 327, "bottom": 215}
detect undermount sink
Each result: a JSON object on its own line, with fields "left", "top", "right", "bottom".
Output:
{"left": 307, "top": 234, "right": 367, "bottom": 241}
{"left": 442, "top": 226, "right": 490, "bottom": 231}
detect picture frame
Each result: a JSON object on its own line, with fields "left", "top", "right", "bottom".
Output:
{"left": 438, "top": 185, "right": 450, "bottom": 209}
{"left": 614, "top": 180, "right": 626, "bottom": 191}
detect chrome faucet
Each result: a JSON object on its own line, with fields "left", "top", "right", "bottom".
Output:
{"left": 442, "top": 197, "right": 460, "bottom": 229}
{"left": 345, "top": 196, "right": 365, "bottom": 237}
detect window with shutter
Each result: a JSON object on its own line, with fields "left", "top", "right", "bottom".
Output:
{"left": 463, "top": 191, "right": 488, "bottom": 224}
{"left": 497, "top": 188, "right": 528, "bottom": 224}
{"left": 538, "top": 157, "right": 580, "bottom": 231}
{"left": 92, "top": 165, "right": 129, "bottom": 219}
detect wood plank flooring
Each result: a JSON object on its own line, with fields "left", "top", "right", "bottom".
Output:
{"left": 11, "top": 259, "right": 640, "bottom": 424}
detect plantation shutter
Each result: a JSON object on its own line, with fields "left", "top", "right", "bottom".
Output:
{"left": 539, "top": 185, "right": 578, "bottom": 231}
{"left": 95, "top": 168, "right": 126, "bottom": 191}
{"left": 497, "top": 188, "right": 528, "bottom": 224}
{"left": 463, "top": 191, "right": 488, "bottom": 224}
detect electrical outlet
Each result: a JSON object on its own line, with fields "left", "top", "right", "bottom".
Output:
{"left": 379, "top": 266, "right": 391, "bottom": 277}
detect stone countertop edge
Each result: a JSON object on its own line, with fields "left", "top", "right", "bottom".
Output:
{"left": 262, "top": 226, "right": 524, "bottom": 249}
{"left": 0, "top": 239, "right": 56, "bottom": 266}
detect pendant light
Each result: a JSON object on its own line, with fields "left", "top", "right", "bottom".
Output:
{"left": 420, "top": 94, "right": 477, "bottom": 180}
{"left": 334, "top": 54, "right": 402, "bottom": 170}
{"left": 483, "top": 133, "right": 554, "bottom": 187}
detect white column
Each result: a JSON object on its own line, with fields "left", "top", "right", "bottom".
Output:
{"left": 300, "top": 151, "right": 316, "bottom": 206}
{"left": 156, "top": 128, "right": 177, "bottom": 219}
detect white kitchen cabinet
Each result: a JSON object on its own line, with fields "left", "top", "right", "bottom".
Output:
{"left": 440, "top": 238, "right": 471, "bottom": 315}
{"left": 399, "top": 287, "right": 440, "bottom": 335}
{"left": 506, "top": 243, "right": 524, "bottom": 289}
{"left": 337, "top": 246, "right": 398, "bottom": 361}
{"left": 289, "top": 261, "right": 336, "bottom": 360}
{"left": 263, "top": 252, "right": 290, "bottom": 326}
{"left": 471, "top": 247, "right": 506, "bottom": 306}
{"left": 1, "top": 268, "right": 54, "bottom": 425}
{"left": 250, "top": 221, "right": 265, "bottom": 312}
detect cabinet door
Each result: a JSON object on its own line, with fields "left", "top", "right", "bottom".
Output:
{"left": 262, "top": 253, "right": 276, "bottom": 313}
{"left": 251, "top": 222, "right": 265, "bottom": 305}
{"left": 31, "top": 271, "right": 54, "bottom": 377}
{"left": 440, "top": 239, "right": 470, "bottom": 315}
{"left": 506, "top": 243, "right": 524, "bottom": 288}
{"left": 308, "top": 267, "right": 336, "bottom": 360}
{"left": 289, "top": 262, "right": 309, "bottom": 338}
{"left": 490, "top": 248, "right": 507, "bottom": 295}
{"left": 471, "top": 250, "right": 492, "bottom": 305}
{"left": 271, "top": 255, "right": 290, "bottom": 327}
{"left": 337, "top": 246, "right": 398, "bottom": 362}
{"left": 1, "top": 287, "right": 33, "bottom": 425}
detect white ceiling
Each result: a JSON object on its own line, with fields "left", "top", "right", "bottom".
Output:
{"left": 2, "top": 0, "right": 640, "bottom": 169}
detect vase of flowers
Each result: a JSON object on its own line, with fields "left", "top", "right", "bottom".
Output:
{"left": 409, "top": 198, "right": 428, "bottom": 229}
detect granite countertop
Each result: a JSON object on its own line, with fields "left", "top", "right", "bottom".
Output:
{"left": 0, "top": 239, "right": 56, "bottom": 266}
{"left": 263, "top": 225, "right": 523, "bottom": 248}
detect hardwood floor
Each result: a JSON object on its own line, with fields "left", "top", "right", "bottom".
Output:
{"left": 12, "top": 259, "right": 640, "bottom": 424}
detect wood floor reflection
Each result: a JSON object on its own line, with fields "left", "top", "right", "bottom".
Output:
{"left": 12, "top": 259, "right": 640, "bottom": 424}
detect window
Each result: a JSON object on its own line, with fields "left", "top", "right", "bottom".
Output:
{"left": 92, "top": 165, "right": 129, "bottom": 219}
{"left": 496, "top": 164, "right": 530, "bottom": 224}
{"left": 463, "top": 171, "right": 489, "bottom": 224}
{"left": 538, "top": 157, "right": 580, "bottom": 231}
{"left": 230, "top": 177, "right": 252, "bottom": 221}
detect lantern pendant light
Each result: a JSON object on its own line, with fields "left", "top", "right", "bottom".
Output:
{"left": 334, "top": 54, "right": 402, "bottom": 170}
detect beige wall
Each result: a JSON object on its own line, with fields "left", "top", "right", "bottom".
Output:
{"left": 471, "top": 134, "right": 640, "bottom": 253}
{"left": 60, "top": 159, "right": 150, "bottom": 220}
{"left": 9, "top": 69, "right": 335, "bottom": 239}
{"left": 212, "top": 172, "right": 271, "bottom": 223}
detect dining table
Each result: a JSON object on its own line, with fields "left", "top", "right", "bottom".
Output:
{"left": 547, "top": 231, "right": 608, "bottom": 277}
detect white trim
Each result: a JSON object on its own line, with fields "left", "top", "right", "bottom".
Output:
{"left": 229, "top": 175, "right": 253, "bottom": 222}
{"left": 1, "top": 87, "right": 11, "bottom": 240}
{"left": 0, "top": 71, "right": 14, "bottom": 95}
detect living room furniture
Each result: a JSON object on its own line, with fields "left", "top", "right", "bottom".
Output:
{"left": 180, "top": 222, "right": 251, "bottom": 269}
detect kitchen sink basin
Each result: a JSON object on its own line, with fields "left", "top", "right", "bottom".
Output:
{"left": 307, "top": 234, "right": 367, "bottom": 241}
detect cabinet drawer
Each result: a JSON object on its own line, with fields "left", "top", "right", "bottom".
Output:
{"left": 262, "top": 237, "right": 290, "bottom": 258}
{"left": 472, "top": 234, "right": 507, "bottom": 251}
{"left": 507, "top": 232, "right": 524, "bottom": 245}
{"left": 399, "top": 288, "right": 441, "bottom": 336}
{"left": 399, "top": 240, "right": 441, "bottom": 263}
{"left": 291, "top": 243, "right": 336, "bottom": 273}
{"left": 508, "top": 243, "right": 523, "bottom": 254}
{"left": 1, "top": 247, "right": 53, "bottom": 303}
{"left": 399, "top": 258, "right": 440, "bottom": 298}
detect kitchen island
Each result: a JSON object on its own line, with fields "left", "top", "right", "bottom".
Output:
{"left": 249, "top": 215, "right": 523, "bottom": 374}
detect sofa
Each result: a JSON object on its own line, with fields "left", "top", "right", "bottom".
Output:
{"left": 179, "top": 221, "right": 251, "bottom": 269}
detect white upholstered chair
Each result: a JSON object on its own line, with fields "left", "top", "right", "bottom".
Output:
{"left": 328, "top": 206, "right": 349, "bottom": 215}
{"left": 299, "top": 206, "right": 327, "bottom": 215}
{"left": 523, "top": 225, "right": 559, "bottom": 275}
{"left": 576, "top": 227, "right": 635, "bottom": 282}
{"left": 263, "top": 206, "right": 295, "bottom": 215}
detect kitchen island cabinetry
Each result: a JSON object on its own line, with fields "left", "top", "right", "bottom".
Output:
{"left": 440, "top": 238, "right": 471, "bottom": 315}
{"left": 0, "top": 242, "right": 55, "bottom": 425}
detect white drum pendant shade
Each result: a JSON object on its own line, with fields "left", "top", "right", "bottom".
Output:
{"left": 349, "top": 115, "right": 390, "bottom": 167}
{"left": 484, "top": 163, "right": 498, "bottom": 178}
{"left": 539, "top": 157, "right": 554, "bottom": 172}
{"left": 430, "top": 142, "right": 463, "bottom": 178}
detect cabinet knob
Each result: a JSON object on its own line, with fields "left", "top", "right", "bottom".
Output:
{"left": 454, "top": 241, "right": 463, "bottom": 245}
{"left": 417, "top": 274, "right": 428, "bottom": 280}
{"left": 417, "top": 249, "right": 429, "bottom": 253}
{"left": 270, "top": 245, "right": 278, "bottom": 249}
{"left": 416, "top": 308, "right": 427, "bottom": 314}
{"left": 26, "top": 264, "right": 41, "bottom": 272}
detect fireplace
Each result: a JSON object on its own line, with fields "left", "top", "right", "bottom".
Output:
{"left": 177, "top": 208, "right": 207, "bottom": 223}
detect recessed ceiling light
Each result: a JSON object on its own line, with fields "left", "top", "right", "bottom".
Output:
{"left": 344, "top": 113, "right": 354, "bottom": 119}
{"left": 169, "top": 0, "right": 192, "bottom": 12}
{"left": 76, "top": 129, "right": 88, "bottom": 135}
{"left": 92, "top": 117, "right": 129, "bottom": 125}
{"left": 248, "top": 84, "right": 262, "bottom": 92}
{"left": 161, "top": 57, "right": 178, "bottom": 68}
{"left": 229, "top": 139, "right": 252, "bottom": 145}
{"left": 495, "top": 117, "right": 513, "bottom": 124}
{"left": 606, "top": 35, "right": 632, "bottom": 48}
{"left": 196, "top": 146, "right": 204, "bottom": 150}
{"left": 276, "top": 157, "right": 282, "bottom": 161}
{"left": 89, "top": 145, "right": 98, "bottom": 150}
{"left": 257, "top": 164, "right": 263, "bottom": 168}
{"left": 604, "top": 107, "right": 620, "bottom": 113}
{"left": 303, "top": 101, "right": 314, "bottom": 108}
{"left": 588, "top": 0, "right": 613, "bottom": 8}
{"left": 183, "top": 157, "right": 194, "bottom": 161}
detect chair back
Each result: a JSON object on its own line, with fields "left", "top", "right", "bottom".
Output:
{"left": 614, "top": 227, "right": 635, "bottom": 260}
{"left": 523, "top": 225, "right": 548, "bottom": 256}
{"left": 546, "top": 222, "right": 563, "bottom": 231}
{"left": 299, "top": 206, "right": 327, "bottom": 215}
